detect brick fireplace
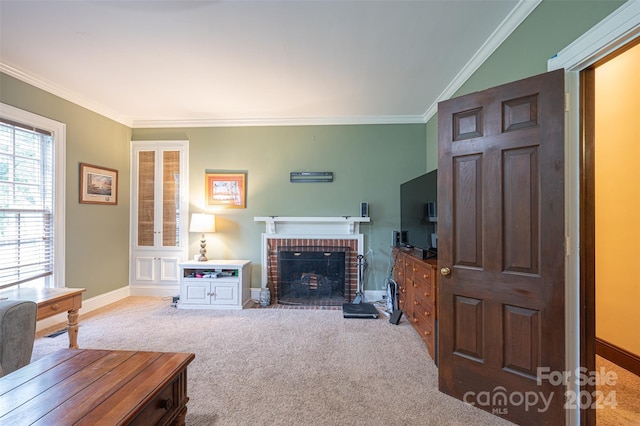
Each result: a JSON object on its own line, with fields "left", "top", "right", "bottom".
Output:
{"left": 254, "top": 217, "right": 369, "bottom": 306}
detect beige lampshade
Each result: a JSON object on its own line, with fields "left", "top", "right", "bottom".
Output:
{"left": 189, "top": 213, "right": 216, "bottom": 233}
{"left": 190, "top": 213, "right": 215, "bottom": 261}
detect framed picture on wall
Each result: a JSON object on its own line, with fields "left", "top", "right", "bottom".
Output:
{"left": 205, "top": 172, "right": 246, "bottom": 208}
{"left": 79, "top": 163, "right": 118, "bottom": 205}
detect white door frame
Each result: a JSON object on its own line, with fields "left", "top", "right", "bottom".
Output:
{"left": 547, "top": 2, "right": 640, "bottom": 425}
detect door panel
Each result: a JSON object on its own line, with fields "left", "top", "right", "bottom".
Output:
{"left": 453, "top": 154, "right": 483, "bottom": 268}
{"left": 438, "top": 69, "right": 565, "bottom": 425}
{"left": 454, "top": 295, "right": 484, "bottom": 360}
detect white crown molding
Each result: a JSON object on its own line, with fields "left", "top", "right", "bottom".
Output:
{"left": 547, "top": 0, "right": 640, "bottom": 72}
{"left": 421, "top": 0, "right": 541, "bottom": 123}
{"left": 0, "top": 63, "right": 133, "bottom": 127}
{"left": 132, "top": 114, "right": 426, "bottom": 128}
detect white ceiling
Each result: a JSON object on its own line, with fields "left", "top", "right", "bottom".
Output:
{"left": 0, "top": 0, "right": 538, "bottom": 128}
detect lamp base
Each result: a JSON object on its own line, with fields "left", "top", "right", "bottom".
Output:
{"left": 198, "top": 238, "right": 208, "bottom": 261}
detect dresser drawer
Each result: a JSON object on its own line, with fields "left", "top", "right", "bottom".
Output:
{"left": 413, "top": 283, "right": 435, "bottom": 307}
{"left": 129, "top": 373, "right": 187, "bottom": 426}
{"left": 413, "top": 299, "right": 435, "bottom": 323}
{"left": 410, "top": 310, "right": 434, "bottom": 338}
{"left": 398, "top": 285, "right": 407, "bottom": 311}
{"left": 415, "top": 313, "right": 435, "bottom": 344}
{"left": 412, "top": 263, "right": 432, "bottom": 285}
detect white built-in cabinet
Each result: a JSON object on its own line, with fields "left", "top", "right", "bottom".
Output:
{"left": 129, "top": 140, "right": 189, "bottom": 296}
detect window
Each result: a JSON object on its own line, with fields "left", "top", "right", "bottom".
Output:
{"left": 0, "top": 103, "right": 65, "bottom": 289}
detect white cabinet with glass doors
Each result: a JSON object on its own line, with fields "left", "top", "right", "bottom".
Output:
{"left": 129, "top": 140, "right": 189, "bottom": 296}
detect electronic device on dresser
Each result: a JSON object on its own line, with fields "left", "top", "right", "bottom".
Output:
{"left": 399, "top": 170, "right": 437, "bottom": 259}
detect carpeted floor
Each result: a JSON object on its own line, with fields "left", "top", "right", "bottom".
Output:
{"left": 33, "top": 296, "right": 517, "bottom": 425}
{"left": 596, "top": 355, "right": 640, "bottom": 425}
{"left": 31, "top": 296, "right": 639, "bottom": 425}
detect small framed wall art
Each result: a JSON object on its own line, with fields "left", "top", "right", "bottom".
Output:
{"left": 205, "top": 172, "right": 246, "bottom": 208}
{"left": 79, "top": 163, "right": 118, "bottom": 205}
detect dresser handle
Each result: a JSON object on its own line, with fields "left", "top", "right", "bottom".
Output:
{"left": 51, "top": 303, "right": 59, "bottom": 311}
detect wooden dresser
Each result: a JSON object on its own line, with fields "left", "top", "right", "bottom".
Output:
{"left": 393, "top": 248, "right": 438, "bottom": 362}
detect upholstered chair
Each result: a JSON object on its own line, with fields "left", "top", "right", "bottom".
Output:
{"left": 0, "top": 300, "right": 38, "bottom": 377}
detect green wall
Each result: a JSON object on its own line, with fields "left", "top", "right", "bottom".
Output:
{"left": 425, "top": 0, "right": 626, "bottom": 157}
{"left": 132, "top": 124, "right": 426, "bottom": 290}
{"left": 0, "top": 73, "right": 132, "bottom": 299}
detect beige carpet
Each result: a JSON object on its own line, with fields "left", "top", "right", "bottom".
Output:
{"left": 32, "top": 297, "right": 518, "bottom": 425}
{"left": 596, "top": 355, "right": 640, "bottom": 425}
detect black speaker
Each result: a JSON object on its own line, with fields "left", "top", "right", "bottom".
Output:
{"left": 389, "top": 309, "right": 403, "bottom": 325}
{"left": 360, "top": 202, "right": 369, "bottom": 217}
{"left": 426, "top": 201, "right": 436, "bottom": 218}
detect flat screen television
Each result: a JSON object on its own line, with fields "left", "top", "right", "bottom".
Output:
{"left": 400, "top": 170, "right": 437, "bottom": 257}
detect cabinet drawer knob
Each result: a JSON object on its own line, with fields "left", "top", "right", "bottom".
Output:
{"left": 160, "top": 398, "right": 174, "bottom": 410}
{"left": 51, "top": 303, "right": 59, "bottom": 311}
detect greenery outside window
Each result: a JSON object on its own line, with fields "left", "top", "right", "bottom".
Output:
{"left": 0, "top": 103, "right": 65, "bottom": 289}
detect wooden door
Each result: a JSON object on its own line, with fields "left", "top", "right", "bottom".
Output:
{"left": 437, "top": 69, "right": 565, "bottom": 425}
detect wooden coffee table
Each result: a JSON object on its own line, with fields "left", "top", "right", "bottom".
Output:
{"left": 0, "top": 287, "right": 86, "bottom": 348}
{"left": 0, "top": 348, "right": 195, "bottom": 425}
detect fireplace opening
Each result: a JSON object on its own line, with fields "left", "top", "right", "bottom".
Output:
{"left": 277, "top": 246, "right": 350, "bottom": 306}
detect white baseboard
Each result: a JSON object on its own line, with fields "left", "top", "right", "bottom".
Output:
{"left": 129, "top": 285, "right": 180, "bottom": 297}
{"left": 36, "top": 286, "right": 131, "bottom": 333}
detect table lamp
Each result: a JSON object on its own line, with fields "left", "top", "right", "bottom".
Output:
{"left": 189, "top": 213, "right": 216, "bottom": 261}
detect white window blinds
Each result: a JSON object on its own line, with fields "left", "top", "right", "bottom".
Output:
{"left": 0, "top": 118, "right": 55, "bottom": 289}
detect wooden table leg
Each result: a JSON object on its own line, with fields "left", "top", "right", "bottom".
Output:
{"left": 67, "top": 309, "right": 80, "bottom": 349}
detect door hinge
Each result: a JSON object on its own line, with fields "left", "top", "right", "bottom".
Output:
{"left": 565, "top": 93, "right": 570, "bottom": 112}
{"left": 565, "top": 236, "right": 571, "bottom": 257}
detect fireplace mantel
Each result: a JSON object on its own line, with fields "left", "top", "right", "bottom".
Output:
{"left": 254, "top": 216, "right": 370, "bottom": 235}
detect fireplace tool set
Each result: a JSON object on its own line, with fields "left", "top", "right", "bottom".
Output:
{"left": 342, "top": 254, "right": 379, "bottom": 318}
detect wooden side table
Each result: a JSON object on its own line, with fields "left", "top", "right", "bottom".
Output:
{"left": 0, "top": 287, "right": 86, "bottom": 348}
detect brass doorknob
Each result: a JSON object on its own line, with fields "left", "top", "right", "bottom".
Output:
{"left": 440, "top": 267, "right": 451, "bottom": 276}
